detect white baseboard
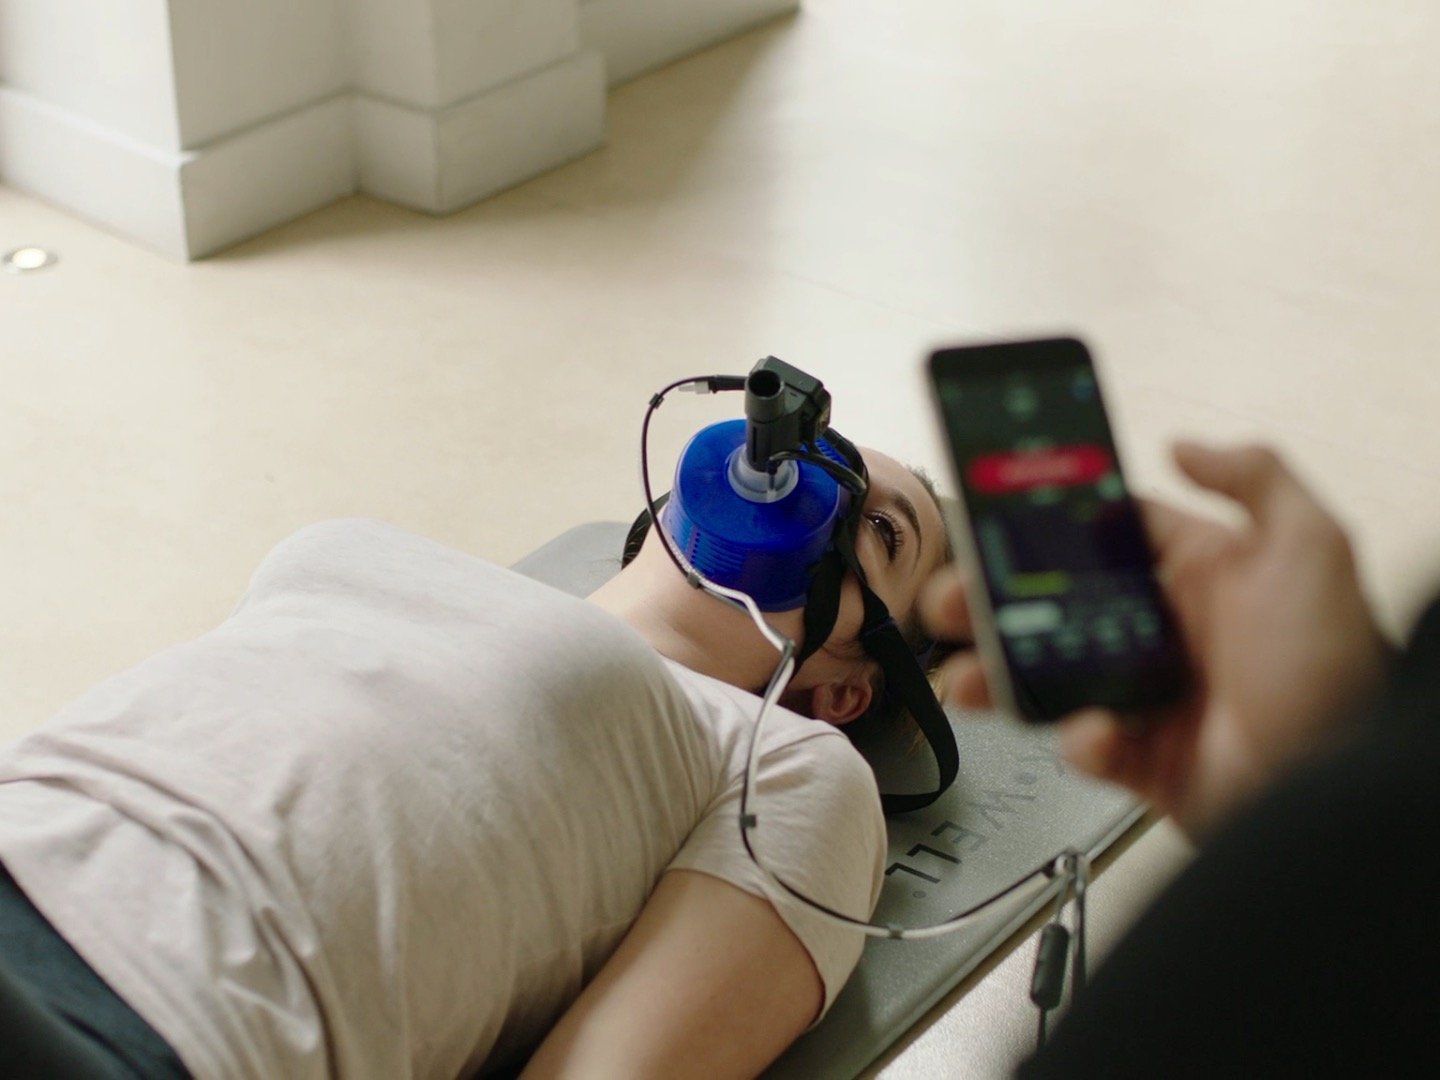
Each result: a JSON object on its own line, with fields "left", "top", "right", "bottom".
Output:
{"left": 0, "top": 87, "right": 357, "bottom": 259}
{"left": 180, "top": 97, "right": 358, "bottom": 257}
{"left": 0, "top": 86, "right": 189, "bottom": 259}
{"left": 579, "top": 0, "right": 799, "bottom": 86}
{"left": 1, "top": 52, "right": 603, "bottom": 256}
{"left": 355, "top": 50, "right": 605, "bottom": 214}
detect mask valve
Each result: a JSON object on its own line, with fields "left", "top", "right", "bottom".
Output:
{"left": 727, "top": 451, "right": 799, "bottom": 503}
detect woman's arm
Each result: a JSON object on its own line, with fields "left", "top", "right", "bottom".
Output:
{"left": 520, "top": 869, "right": 823, "bottom": 1079}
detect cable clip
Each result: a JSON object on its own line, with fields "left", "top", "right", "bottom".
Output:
{"left": 1029, "top": 922, "right": 1071, "bottom": 1011}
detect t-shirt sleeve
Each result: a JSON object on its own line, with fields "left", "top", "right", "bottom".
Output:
{"left": 665, "top": 729, "right": 887, "bottom": 1024}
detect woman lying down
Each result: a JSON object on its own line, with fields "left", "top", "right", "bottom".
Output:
{"left": 0, "top": 449, "right": 950, "bottom": 1079}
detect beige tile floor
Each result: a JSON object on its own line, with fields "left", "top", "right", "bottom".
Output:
{"left": 3, "top": 0, "right": 1439, "bottom": 1075}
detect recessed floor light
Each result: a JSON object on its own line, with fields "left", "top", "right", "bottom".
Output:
{"left": 3, "top": 247, "right": 58, "bottom": 273}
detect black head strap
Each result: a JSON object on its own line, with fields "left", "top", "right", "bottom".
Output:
{"left": 854, "top": 583, "right": 961, "bottom": 814}
{"left": 820, "top": 459, "right": 959, "bottom": 813}
{"left": 796, "top": 551, "right": 845, "bottom": 669}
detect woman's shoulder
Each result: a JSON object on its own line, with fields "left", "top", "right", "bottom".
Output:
{"left": 237, "top": 518, "right": 597, "bottom": 619}
{"left": 250, "top": 517, "right": 478, "bottom": 579}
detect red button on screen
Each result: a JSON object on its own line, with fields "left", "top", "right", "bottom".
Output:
{"left": 966, "top": 444, "right": 1113, "bottom": 495}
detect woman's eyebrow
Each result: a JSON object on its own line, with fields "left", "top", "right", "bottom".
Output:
{"left": 892, "top": 490, "right": 923, "bottom": 568}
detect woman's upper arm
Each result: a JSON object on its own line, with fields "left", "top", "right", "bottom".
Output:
{"left": 519, "top": 868, "right": 822, "bottom": 1080}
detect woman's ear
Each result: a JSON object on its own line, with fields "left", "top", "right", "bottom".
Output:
{"left": 809, "top": 677, "right": 874, "bottom": 726}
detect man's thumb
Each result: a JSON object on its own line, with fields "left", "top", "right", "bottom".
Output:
{"left": 1173, "top": 440, "right": 1289, "bottom": 526}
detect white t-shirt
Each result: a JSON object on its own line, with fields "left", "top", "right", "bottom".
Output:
{"left": 0, "top": 519, "right": 886, "bottom": 1079}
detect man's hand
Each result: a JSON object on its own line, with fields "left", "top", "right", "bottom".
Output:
{"left": 920, "top": 440, "right": 1393, "bottom": 839}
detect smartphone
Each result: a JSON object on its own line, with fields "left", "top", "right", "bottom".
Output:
{"left": 928, "top": 337, "right": 1191, "bottom": 722}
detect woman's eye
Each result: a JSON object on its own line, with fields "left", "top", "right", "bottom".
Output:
{"left": 867, "top": 511, "right": 899, "bottom": 560}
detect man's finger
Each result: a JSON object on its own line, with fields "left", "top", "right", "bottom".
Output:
{"left": 1135, "top": 496, "right": 1198, "bottom": 552}
{"left": 938, "top": 652, "right": 991, "bottom": 709}
{"left": 918, "top": 564, "right": 973, "bottom": 643}
{"left": 1056, "top": 708, "right": 1148, "bottom": 787}
{"left": 1172, "top": 440, "right": 1307, "bottom": 529}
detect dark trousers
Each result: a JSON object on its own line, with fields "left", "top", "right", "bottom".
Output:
{"left": 0, "top": 860, "right": 189, "bottom": 1080}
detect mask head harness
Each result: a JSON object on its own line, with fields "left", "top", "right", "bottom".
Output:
{"left": 625, "top": 358, "right": 959, "bottom": 814}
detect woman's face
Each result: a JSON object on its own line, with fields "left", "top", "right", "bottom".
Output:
{"left": 779, "top": 446, "right": 950, "bottom": 716}
{"left": 846, "top": 448, "right": 950, "bottom": 635}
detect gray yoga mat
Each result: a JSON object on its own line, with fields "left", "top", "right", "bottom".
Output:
{"left": 512, "top": 523, "right": 1142, "bottom": 1080}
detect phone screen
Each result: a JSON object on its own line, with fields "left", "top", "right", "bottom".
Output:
{"left": 931, "top": 338, "right": 1189, "bottom": 720}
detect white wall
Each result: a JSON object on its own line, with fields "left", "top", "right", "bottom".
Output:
{"left": 0, "top": 0, "right": 181, "bottom": 148}
{"left": 0, "top": 1, "right": 798, "bottom": 258}
{"left": 342, "top": 0, "right": 443, "bottom": 105}
{"left": 169, "top": 0, "right": 349, "bottom": 149}
{"left": 346, "top": 1, "right": 580, "bottom": 109}
{"left": 431, "top": 0, "right": 580, "bottom": 105}
{"left": 580, "top": 0, "right": 797, "bottom": 85}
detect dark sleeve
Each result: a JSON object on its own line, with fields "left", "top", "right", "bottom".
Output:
{"left": 1018, "top": 597, "right": 1440, "bottom": 1079}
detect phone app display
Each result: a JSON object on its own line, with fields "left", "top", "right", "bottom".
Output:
{"left": 937, "top": 365, "right": 1173, "bottom": 680}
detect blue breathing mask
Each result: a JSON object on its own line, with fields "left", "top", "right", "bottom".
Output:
{"left": 625, "top": 357, "right": 959, "bottom": 815}
{"left": 659, "top": 418, "right": 852, "bottom": 611}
